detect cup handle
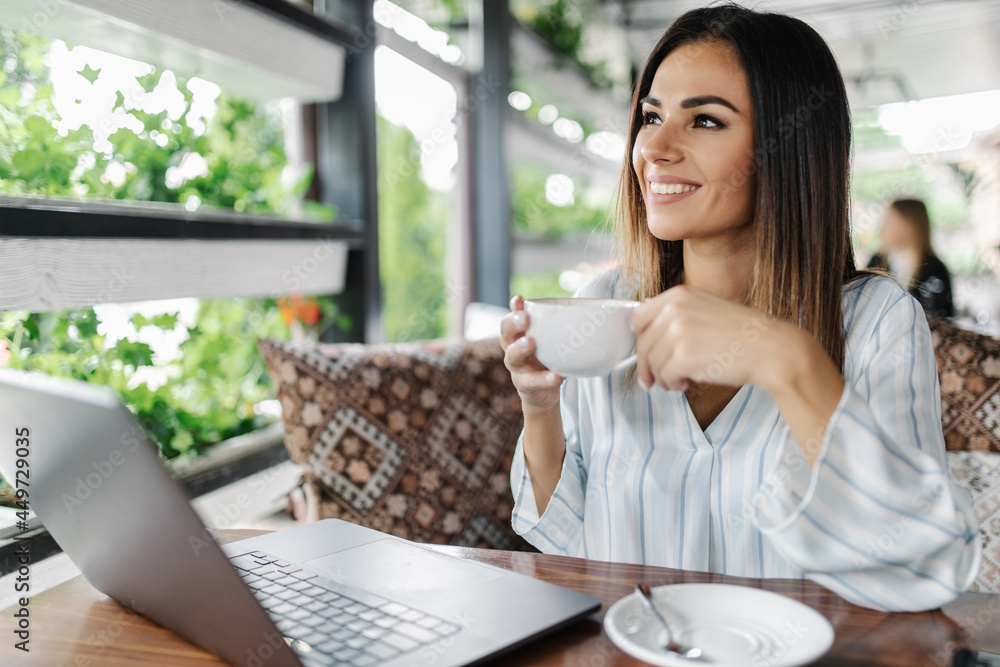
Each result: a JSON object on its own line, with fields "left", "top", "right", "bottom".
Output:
{"left": 611, "top": 353, "right": 638, "bottom": 374}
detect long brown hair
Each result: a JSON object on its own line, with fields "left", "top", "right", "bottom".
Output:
{"left": 890, "top": 198, "right": 934, "bottom": 265}
{"left": 613, "top": 4, "right": 859, "bottom": 370}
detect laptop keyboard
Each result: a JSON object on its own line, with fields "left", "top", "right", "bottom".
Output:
{"left": 230, "top": 550, "right": 462, "bottom": 666}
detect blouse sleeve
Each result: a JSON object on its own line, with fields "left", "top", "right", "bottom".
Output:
{"left": 509, "top": 376, "right": 588, "bottom": 555}
{"left": 752, "top": 283, "right": 981, "bottom": 611}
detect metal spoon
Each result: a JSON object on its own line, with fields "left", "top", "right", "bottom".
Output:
{"left": 635, "top": 583, "right": 706, "bottom": 661}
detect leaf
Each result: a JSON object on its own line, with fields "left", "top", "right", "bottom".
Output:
{"left": 114, "top": 90, "right": 125, "bottom": 111}
{"left": 0, "top": 87, "right": 18, "bottom": 108}
{"left": 150, "top": 313, "right": 179, "bottom": 329}
{"left": 11, "top": 149, "right": 44, "bottom": 178}
{"left": 110, "top": 339, "right": 154, "bottom": 368}
{"left": 78, "top": 64, "right": 101, "bottom": 84}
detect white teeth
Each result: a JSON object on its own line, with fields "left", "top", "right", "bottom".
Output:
{"left": 650, "top": 182, "right": 699, "bottom": 195}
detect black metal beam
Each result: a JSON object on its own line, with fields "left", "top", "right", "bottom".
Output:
{"left": 472, "top": 0, "right": 512, "bottom": 307}
{"left": 315, "top": 0, "right": 382, "bottom": 344}
{"left": 0, "top": 200, "right": 365, "bottom": 243}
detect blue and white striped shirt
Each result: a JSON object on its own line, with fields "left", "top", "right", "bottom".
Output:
{"left": 511, "top": 271, "right": 981, "bottom": 611}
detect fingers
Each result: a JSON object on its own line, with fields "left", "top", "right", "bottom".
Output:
{"left": 500, "top": 305, "right": 529, "bottom": 349}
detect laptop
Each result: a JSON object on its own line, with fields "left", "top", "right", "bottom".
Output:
{"left": 0, "top": 369, "right": 600, "bottom": 666}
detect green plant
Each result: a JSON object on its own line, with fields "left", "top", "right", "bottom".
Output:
{"left": 377, "top": 115, "right": 450, "bottom": 343}
{"left": 0, "top": 29, "right": 332, "bottom": 220}
{"left": 511, "top": 166, "right": 607, "bottom": 237}
{"left": 0, "top": 300, "right": 295, "bottom": 460}
{"left": 0, "top": 29, "right": 339, "bottom": 474}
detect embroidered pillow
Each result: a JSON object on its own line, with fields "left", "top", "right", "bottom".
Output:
{"left": 947, "top": 451, "right": 1000, "bottom": 593}
{"left": 258, "top": 337, "right": 531, "bottom": 550}
{"left": 927, "top": 316, "right": 1000, "bottom": 452}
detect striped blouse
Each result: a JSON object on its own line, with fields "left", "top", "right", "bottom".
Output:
{"left": 510, "top": 270, "right": 981, "bottom": 612}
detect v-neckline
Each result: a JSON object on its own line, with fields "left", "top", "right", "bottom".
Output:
{"left": 681, "top": 384, "right": 751, "bottom": 446}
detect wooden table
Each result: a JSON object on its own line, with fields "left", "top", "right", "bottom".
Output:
{"left": 2, "top": 529, "right": 998, "bottom": 665}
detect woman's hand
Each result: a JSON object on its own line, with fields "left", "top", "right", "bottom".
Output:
{"left": 501, "top": 296, "right": 563, "bottom": 415}
{"left": 631, "top": 285, "right": 793, "bottom": 393}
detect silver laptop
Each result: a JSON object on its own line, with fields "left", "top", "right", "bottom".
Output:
{"left": 0, "top": 369, "right": 599, "bottom": 666}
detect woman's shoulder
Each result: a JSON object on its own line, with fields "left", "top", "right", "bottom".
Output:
{"left": 842, "top": 272, "right": 922, "bottom": 344}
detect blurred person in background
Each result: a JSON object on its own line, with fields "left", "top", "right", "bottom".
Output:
{"left": 868, "top": 199, "right": 954, "bottom": 318}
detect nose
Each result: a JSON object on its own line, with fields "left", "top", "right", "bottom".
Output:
{"left": 639, "top": 122, "right": 683, "bottom": 164}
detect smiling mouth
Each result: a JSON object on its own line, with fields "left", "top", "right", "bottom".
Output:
{"left": 649, "top": 182, "right": 700, "bottom": 195}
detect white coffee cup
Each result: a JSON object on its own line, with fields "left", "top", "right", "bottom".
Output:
{"left": 523, "top": 298, "right": 640, "bottom": 377}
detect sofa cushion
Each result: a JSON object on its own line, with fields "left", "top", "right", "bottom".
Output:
{"left": 927, "top": 316, "right": 1000, "bottom": 452}
{"left": 259, "top": 337, "right": 532, "bottom": 550}
{"left": 946, "top": 451, "right": 1000, "bottom": 593}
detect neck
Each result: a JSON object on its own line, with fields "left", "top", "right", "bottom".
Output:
{"left": 681, "top": 225, "right": 756, "bottom": 303}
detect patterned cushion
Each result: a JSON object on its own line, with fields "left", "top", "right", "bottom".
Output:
{"left": 927, "top": 316, "right": 1000, "bottom": 452}
{"left": 258, "top": 337, "right": 532, "bottom": 551}
{"left": 947, "top": 451, "right": 1000, "bottom": 593}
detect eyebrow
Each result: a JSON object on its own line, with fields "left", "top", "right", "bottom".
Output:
{"left": 639, "top": 95, "right": 741, "bottom": 114}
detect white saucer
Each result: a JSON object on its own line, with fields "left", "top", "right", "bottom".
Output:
{"left": 603, "top": 583, "right": 834, "bottom": 667}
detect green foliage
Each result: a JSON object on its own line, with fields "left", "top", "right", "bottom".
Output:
{"left": 511, "top": 270, "right": 573, "bottom": 301}
{"left": 377, "top": 116, "right": 450, "bottom": 342}
{"left": 0, "top": 300, "right": 290, "bottom": 460}
{"left": 0, "top": 30, "right": 337, "bottom": 471}
{"left": 518, "top": 0, "right": 615, "bottom": 89}
{"left": 0, "top": 29, "right": 333, "bottom": 220}
{"left": 511, "top": 166, "right": 607, "bottom": 237}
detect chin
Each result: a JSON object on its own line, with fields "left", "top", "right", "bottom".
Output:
{"left": 645, "top": 216, "right": 691, "bottom": 242}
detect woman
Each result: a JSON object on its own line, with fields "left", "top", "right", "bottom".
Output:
{"left": 868, "top": 199, "right": 955, "bottom": 318}
{"left": 501, "top": 5, "right": 979, "bottom": 612}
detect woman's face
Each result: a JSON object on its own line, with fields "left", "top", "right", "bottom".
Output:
{"left": 880, "top": 207, "right": 912, "bottom": 251}
{"left": 632, "top": 40, "right": 756, "bottom": 244}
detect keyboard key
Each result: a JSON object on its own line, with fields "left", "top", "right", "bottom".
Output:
{"left": 373, "top": 616, "right": 400, "bottom": 629}
{"left": 315, "top": 620, "right": 341, "bottom": 635}
{"left": 329, "top": 596, "right": 351, "bottom": 609}
{"left": 358, "top": 609, "right": 382, "bottom": 622}
{"left": 333, "top": 647, "right": 362, "bottom": 662}
{"left": 317, "top": 638, "right": 345, "bottom": 653}
{"left": 300, "top": 630, "right": 327, "bottom": 646}
{"left": 350, "top": 655, "right": 378, "bottom": 667}
{"left": 292, "top": 570, "right": 318, "bottom": 581}
{"left": 273, "top": 560, "right": 291, "bottom": 567}
{"left": 275, "top": 590, "right": 298, "bottom": 601}
{"left": 346, "top": 619, "right": 369, "bottom": 632}
{"left": 360, "top": 626, "right": 388, "bottom": 641}
{"left": 289, "top": 581, "right": 313, "bottom": 592}
{"left": 437, "top": 622, "right": 461, "bottom": 635}
{"left": 379, "top": 602, "right": 409, "bottom": 617}
{"left": 304, "top": 600, "right": 326, "bottom": 613}
{"left": 331, "top": 628, "right": 353, "bottom": 642}
{"left": 345, "top": 636, "right": 371, "bottom": 650}
{"left": 363, "top": 643, "right": 398, "bottom": 660}
{"left": 288, "top": 594, "right": 313, "bottom": 607}
{"left": 382, "top": 633, "right": 419, "bottom": 652}
{"left": 398, "top": 609, "right": 423, "bottom": 622}
{"left": 229, "top": 555, "right": 265, "bottom": 571}
{"left": 300, "top": 615, "right": 325, "bottom": 628}
{"left": 396, "top": 623, "right": 437, "bottom": 644}
{"left": 271, "top": 602, "right": 295, "bottom": 616}
{"left": 250, "top": 551, "right": 268, "bottom": 558}
{"left": 286, "top": 609, "right": 310, "bottom": 622}
{"left": 343, "top": 603, "right": 367, "bottom": 615}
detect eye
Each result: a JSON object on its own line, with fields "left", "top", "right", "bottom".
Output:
{"left": 693, "top": 114, "right": 724, "bottom": 129}
{"left": 641, "top": 109, "right": 661, "bottom": 126}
